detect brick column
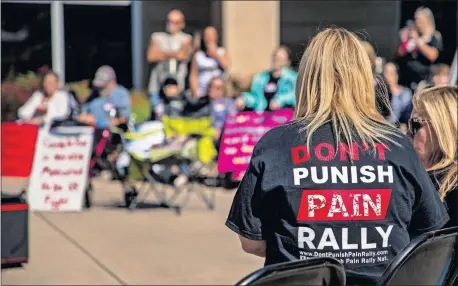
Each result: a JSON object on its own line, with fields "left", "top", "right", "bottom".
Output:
{"left": 222, "top": 1, "right": 279, "bottom": 77}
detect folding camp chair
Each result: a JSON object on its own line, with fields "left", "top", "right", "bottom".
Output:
{"left": 126, "top": 149, "right": 184, "bottom": 214}
{"left": 235, "top": 257, "right": 346, "bottom": 286}
{"left": 123, "top": 116, "right": 218, "bottom": 214}
{"left": 376, "top": 226, "right": 458, "bottom": 286}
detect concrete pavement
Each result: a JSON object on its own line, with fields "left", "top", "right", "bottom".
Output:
{"left": 1, "top": 177, "right": 263, "bottom": 285}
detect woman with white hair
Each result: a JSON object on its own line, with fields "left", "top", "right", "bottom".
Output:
{"left": 397, "top": 7, "right": 443, "bottom": 90}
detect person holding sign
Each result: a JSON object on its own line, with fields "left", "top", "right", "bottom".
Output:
{"left": 18, "top": 71, "right": 71, "bottom": 125}
{"left": 235, "top": 46, "right": 297, "bottom": 112}
{"left": 225, "top": 28, "right": 449, "bottom": 284}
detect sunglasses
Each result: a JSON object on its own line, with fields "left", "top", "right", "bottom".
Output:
{"left": 408, "top": 118, "right": 431, "bottom": 136}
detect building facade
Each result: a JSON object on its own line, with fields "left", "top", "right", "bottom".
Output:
{"left": 2, "top": 0, "right": 456, "bottom": 89}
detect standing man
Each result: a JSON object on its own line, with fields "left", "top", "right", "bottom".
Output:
{"left": 147, "top": 9, "right": 193, "bottom": 109}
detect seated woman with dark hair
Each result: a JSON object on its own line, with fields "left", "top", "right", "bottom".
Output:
{"left": 18, "top": 71, "right": 71, "bottom": 125}
{"left": 235, "top": 46, "right": 297, "bottom": 112}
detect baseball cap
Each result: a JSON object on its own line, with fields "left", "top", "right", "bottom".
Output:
{"left": 93, "top": 65, "right": 116, "bottom": 88}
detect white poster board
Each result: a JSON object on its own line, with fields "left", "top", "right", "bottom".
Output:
{"left": 28, "top": 126, "right": 94, "bottom": 211}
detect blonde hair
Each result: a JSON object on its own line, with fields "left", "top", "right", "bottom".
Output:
{"left": 416, "top": 6, "right": 436, "bottom": 32}
{"left": 413, "top": 85, "right": 458, "bottom": 200}
{"left": 295, "top": 27, "right": 398, "bottom": 151}
{"left": 207, "top": 76, "right": 233, "bottom": 98}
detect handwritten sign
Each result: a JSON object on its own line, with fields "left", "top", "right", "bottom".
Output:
{"left": 28, "top": 126, "right": 94, "bottom": 211}
{"left": 217, "top": 109, "right": 294, "bottom": 180}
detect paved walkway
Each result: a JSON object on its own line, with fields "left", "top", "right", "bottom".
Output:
{"left": 2, "top": 177, "right": 262, "bottom": 285}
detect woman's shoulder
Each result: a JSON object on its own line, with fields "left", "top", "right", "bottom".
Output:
{"left": 383, "top": 130, "right": 423, "bottom": 166}
{"left": 253, "top": 70, "right": 270, "bottom": 82}
{"left": 282, "top": 67, "right": 298, "bottom": 78}
{"left": 255, "top": 121, "right": 302, "bottom": 151}
{"left": 30, "top": 90, "right": 44, "bottom": 99}
{"left": 429, "top": 31, "right": 443, "bottom": 49}
{"left": 399, "top": 86, "right": 413, "bottom": 97}
{"left": 432, "top": 31, "right": 442, "bottom": 41}
{"left": 53, "top": 89, "right": 71, "bottom": 99}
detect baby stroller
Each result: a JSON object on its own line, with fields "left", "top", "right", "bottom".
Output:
{"left": 116, "top": 115, "right": 218, "bottom": 214}
{"left": 84, "top": 107, "right": 132, "bottom": 208}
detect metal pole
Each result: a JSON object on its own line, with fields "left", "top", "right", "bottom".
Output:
{"left": 131, "top": 0, "right": 143, "bottom": 89}
{"left": 51, "top": 1, "right": 65, "bottom": 83}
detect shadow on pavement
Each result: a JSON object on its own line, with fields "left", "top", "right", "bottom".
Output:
{"left": 96, "top": 200, "right": 176, "bottom": 211}
{"left": 1, "top": 263, "right": 24, "bottom": 270}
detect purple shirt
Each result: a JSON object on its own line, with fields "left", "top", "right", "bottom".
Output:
{"left": 211, "top": 98, "right": 236, "bottom": 130}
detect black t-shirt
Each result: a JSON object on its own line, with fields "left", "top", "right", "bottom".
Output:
{"left": 429, "top": 168, "right": 457, "bottom": 228}
{"left": 226, "top": 121, "right": 449, "bottom": 283}
{"left": 264, "top": 72, "right": 280, "bottom": 111}
{"left": 402, "top": 33, "right": 443, "bottom": 85}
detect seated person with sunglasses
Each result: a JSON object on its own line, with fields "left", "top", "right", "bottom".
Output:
{"left": 409, "top": 85, "right": 458, "bottom": 228}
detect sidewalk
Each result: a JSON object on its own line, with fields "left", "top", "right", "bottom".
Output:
{"left": 1, "top": 177, "right": 262, "bottom": 285}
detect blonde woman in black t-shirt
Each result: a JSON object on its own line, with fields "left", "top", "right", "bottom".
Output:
{"left": 226, "top": 27, "right": 449, "bottom": 284}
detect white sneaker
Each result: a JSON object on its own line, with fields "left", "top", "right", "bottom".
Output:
{"left": 173, "top": 174, "right": 189, "bottom": 188}
{"left": 100, "top": 170, "right": 112, "bottom": 180}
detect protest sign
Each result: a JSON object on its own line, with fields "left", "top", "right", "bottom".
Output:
{"left": 28, "top": 126, "right": 94, "bottom": 211}
{"left": 217, "top": 109, "right": 294, "bottom": 180}
{"left": 1, "top": 123, "right": 39, "bottom": 177}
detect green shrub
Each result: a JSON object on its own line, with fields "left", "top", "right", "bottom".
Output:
{"left": 130, "top": 90, "right": 150, "bottom": 123}
{"left": 66, "top": 80, "right": 91, "bottom": 103}
{"left": 1, "top": 71, "right": 41, "bottom": 121}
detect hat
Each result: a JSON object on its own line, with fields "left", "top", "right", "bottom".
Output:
{"left": 93, "top": 65, "right": 116, "bottom": 88}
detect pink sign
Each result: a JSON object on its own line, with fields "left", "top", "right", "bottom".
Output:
{"left": 217, "top": 109, "right": 294, "bottom": 180}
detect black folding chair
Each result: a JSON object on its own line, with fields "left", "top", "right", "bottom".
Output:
{"left": 377, "top": 226, "right": 458, "bottom": 286}
{"left": 235, "top": 257, "right": 346, "bottom": 286}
